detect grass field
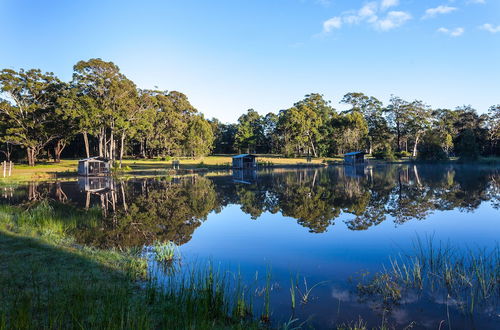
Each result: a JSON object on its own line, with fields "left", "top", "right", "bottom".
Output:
{"left": 0, "top": 155, "right": 342, "bottom": 182}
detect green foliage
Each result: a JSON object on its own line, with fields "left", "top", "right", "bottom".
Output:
{"left": 153, "top": 240, "right": 179, "bottom": 263}
{"left": 417, "top": 131, "right": 449, "bottom": 161}
{"left": 373, "top": 144, "right": 396, "bottom": 161}
{"left": 456, "top": 129, "right": 480, "bottom": 161}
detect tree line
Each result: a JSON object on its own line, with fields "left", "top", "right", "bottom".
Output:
{"left": 213, "top": 93, "right": 500, "bottom": 161}
{"left": 1, "top": 59, "right": 499, "bottom": 166}
{"left": 0, "top": 59, "right": 214, "bottom": 166}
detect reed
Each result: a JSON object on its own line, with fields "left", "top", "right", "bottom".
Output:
{"left": 356, "top": 236, "right": 499, "bottom": 315}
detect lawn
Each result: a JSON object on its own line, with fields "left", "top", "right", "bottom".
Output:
{"left": 1, "top": 155, "right": 342, "bottom": 182}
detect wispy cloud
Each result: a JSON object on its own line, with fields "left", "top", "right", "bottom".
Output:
{"left": 480, "top": 23, "right": 500, "bottom": 33}
{"left": 467, "top": 0, "right": 485, "bottom": 4}
{"left": 321, "top": 0, "right": 412, "bottom": 34}
{"left": 437, "top": 27, "right": 464, "bottom": 37}
{"left": 323, "top": 17, "right": 342, "bottom": 33}
{"left": 423, "top": 5, "right": 457, "bottom": 19}
{"left": 375, "top": 11, "right": 412, "bottom": 31}
{"left": 381, "top": 0, "right": 399, "bottom": 10}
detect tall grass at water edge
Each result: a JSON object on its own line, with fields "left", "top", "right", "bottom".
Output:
{"left": 356, "top": 236, "right": 500, "bottom": 316}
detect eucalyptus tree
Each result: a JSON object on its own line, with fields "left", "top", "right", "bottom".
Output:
{"left": 385, "top": 96, "right": 410, "bottom": 152}
{"left": 72, "top": 58, "right": 137, "bottom": 162}
{"left": 184, "top": 114, "right": 214, "bottom": 158}
{"left": 234, "top": 109, "right": 264, "bottom": 153}
{"left": 403, "top": 100, "right": 431, "bottom": 157}
{"left": 341, "top": 92, "right": 385, "bottom": 153}
{"left": 0, "top": 68, "right": 64, "bottom": 166}
{"left": 487, "top": 105, "right": 500, "bottom": 155}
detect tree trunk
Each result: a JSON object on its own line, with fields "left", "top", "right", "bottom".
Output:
{"left": 83, "top": 131, "right": 90, "bottom": 158}
{"left": 412, "top": 134, "right": 420, "bottom": 158}
{"left": 27, "top": 147, "right": 35, "bottom": 167}
{"left": 99, "top": 129, "right": 104, "bottom": 157}
{"left": 53, "top": 140, "right": 66, "bottom": 163}
{"left": 119, "top": 131, "right": 125, "bottom": 168}
{"left": 310, "top": 139, "right": 317, "bottom": 158}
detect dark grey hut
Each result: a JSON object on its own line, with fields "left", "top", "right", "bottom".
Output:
{"left": 232, "top": 154, "right": 257, "bottom": 169}
{"left": 344, "top": 151, "right": 366, "bottom": 164}
{"left": 77, "top": 157, "right": 111, "bottom": 176}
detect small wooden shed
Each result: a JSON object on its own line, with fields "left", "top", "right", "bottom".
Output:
{"left": 344, "top": 151, "right": 366, "bottom": 164}
{"left": 77, "top": 157, "right": 111, "bottom": 176}
{"left": 232, "top": 154, "right": 257, "bottom": 169}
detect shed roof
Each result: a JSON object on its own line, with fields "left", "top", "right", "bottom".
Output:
{"left": 344, "top": 151, "right": 365, "bottom": 156}
{"left": 79, "top": 156, "right": 110, "bottom": 162}
{"left": 232, "top": 154, "right": 257, "bottom": 159}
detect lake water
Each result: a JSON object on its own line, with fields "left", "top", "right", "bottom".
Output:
{"left": 2, "top": 164, "right": 499, "bottom": 329}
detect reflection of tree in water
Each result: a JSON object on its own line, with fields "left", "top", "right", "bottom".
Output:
{"left": 77, "top": 176, "right": 218, "bottom": 248}
{"left": 2, "top": 165, "right": 499, "bottom": 245}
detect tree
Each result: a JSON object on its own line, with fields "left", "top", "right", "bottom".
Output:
{"left": 329, "top": 111, "right": 369, "bottom": 155}
{"left": 72, "top": 58, "right": 137, "bottom": 162}
{"left": 456, "top": 129, "right": 480, "bottom": 161}
{"left": 385, "top": 96, "right": 409, "bottom": 152}
{"left": 0, "top": 69, "right": 64, "bottom": 166}
{"left": 341, "top": 92, "right": 385, "bottom": 153}
{"left": 234, "top": 109, "right": 264, "bottom": 153}
{"left": 403, "top": 100, "right": 431, "bottom": 158}
{"left": 184, "top": 114, "right": 214, "bottom": 158}
{"left": 487, "top": 105, "right": 500, "bottom": 155}
{"left": 417, "top": 130, "right": 449, "bottom": 161}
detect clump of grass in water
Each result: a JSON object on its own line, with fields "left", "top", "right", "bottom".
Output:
{"left": 356, "top": 235, "right": 499, "bottom": 316}
{"left": 152, "top": 240, "right": 179, "bottom": 263}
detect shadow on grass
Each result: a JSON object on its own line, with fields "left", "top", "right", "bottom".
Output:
{"left": 0, "top": 231, "right": 261, "bottom": 329}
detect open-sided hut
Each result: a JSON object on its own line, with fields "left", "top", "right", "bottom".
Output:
{"left": 232, "top": 154, "right": 257, "bottom": 169}
{"left": 344, "top": 151, "right": 366, "bottom": 164}
{"left": 77, "top": 157, "right": 111, "bottom": 176}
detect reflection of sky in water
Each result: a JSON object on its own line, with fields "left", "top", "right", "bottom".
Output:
{"left": 182, "top": 203, "right": 499, "bottom": 277}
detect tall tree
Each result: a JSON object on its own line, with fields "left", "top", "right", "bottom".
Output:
{"left": 234, "top": 109, "right": 264, "bottom": 153}
{"left": 341, "top": 92, "right": 385, "bottom": 153}
{"left": 0, "top": 69, "right": 64, "bottom": 166}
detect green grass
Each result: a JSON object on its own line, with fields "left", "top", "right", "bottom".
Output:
{"left": 0, "top": 202, "right": 265, "bottom": 329}
{"left": 0, "top": 155, "right": 342, "bottom": 182}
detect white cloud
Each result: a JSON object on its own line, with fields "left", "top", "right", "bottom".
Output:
{"left": 323, "top": 16, "right": 342, "bottom": 33}
{"left": 423, "top": 5, "right": 457, "bottom": 19}
{"left": 480, "top": 23, "right": 500, "bottom": 33}
{"left": 381, "top": 0, "right": 399, "bottom": 10}
{"left": 321, "top": 0, "right": 411, "bottom": 34}
{"left": 375, "top": 11, "right": 412, "bottom": 31}
{"left": 438, "top": 27, "right": 464, "bottom": 37}
{"left": 468, "top": 0, "right": 485, "bottom": 4}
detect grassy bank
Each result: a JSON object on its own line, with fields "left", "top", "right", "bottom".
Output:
{"left": 0, "top": 155, "right": 341, "bottom": 182}
{"left": 0, "top": 202, "right": 265, "bottom": 329}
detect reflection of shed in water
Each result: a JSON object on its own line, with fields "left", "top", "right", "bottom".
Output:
{"left": 78, "top": 176, "right": 119, "bottom": 216}
{"left": 233, "top": 169, "right": 257, "bottom": 184}
{"left": 232, "top": 154, "right": 257, "bottom": 169}
{"left": 344, "top": 151, "right": 366, "bottom": 164}
{"left": 344, "top": 165, "right": 366, "bottom": 178}
{"left": 77, "top": 157, "right": 111, "bottom": 176}
{"left": 78, "top": 176, "right": 111, "bottom": 193}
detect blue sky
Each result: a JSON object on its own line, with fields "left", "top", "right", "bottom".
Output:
{"left": 1, "top": 0, "right": 499, "bottom": 122}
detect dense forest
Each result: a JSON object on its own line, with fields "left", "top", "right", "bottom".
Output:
{"left": 1, "top": 58, "right": 499, "bottom": 166}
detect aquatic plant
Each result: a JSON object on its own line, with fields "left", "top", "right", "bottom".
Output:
{"left": 152, "top": 240, "right": 179, "bottom": 263}
{"left": 356, "top": 236, "right": 500, "bottom": 315}
{"left": 295, "top": 277, "right": 328, "bottom": 305}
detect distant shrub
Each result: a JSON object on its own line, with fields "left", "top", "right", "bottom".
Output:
{"left": 395, "top": 151, "right": 412, "bottom": 159}
{"left": 456, "top": 129, "right": 480, "bottom": 161}
{"left": 373, "top": 144, "right": 396, "bottom": 161}
{"left": 417, "top": 131, "right": 448, "bottom": 162}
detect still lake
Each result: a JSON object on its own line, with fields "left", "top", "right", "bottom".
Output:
{"left": 2, "top": 164, "right": 499, "bottom": 329}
